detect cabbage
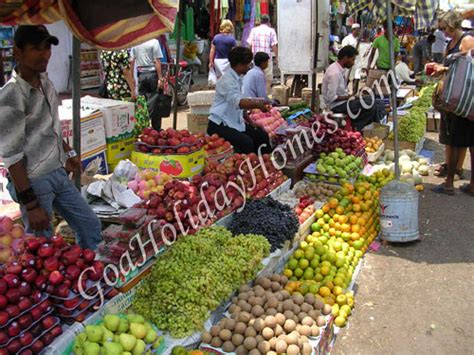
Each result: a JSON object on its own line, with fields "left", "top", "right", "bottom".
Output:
{"left": 401, "top": 161, "right": 413, "bottom": 173}
{"left": 418, "top": 157, "right": 429, "bottom": 165}
{"left": 399, "top": 154, "right": 411, "bottom": 162}
{"left": 418, "top": 165, "right": 429, "bottom": 176}
{"left": 384, "top": 150, "right": 395, "bottom": 162}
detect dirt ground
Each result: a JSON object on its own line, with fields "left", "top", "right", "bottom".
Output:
{"left": 333, "top": 133, "right": 474, "bottom": 355}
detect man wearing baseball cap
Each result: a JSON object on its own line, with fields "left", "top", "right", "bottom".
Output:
{"left": 0, "top": 25, "right": 102, "bottom": 250}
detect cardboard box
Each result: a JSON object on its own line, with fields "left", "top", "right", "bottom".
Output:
{"left": 62, "top": 96, "right": 135, "bottom": 140}
{"left": 131, "top": 148, "right": 205, "bottom": 178}
{"left": 426, "top": 117, "right": 440, "bottom": 132}
{"left": 82, "top": 151, "right": 109, "bottom": 176}
{"left": 272, "top": 85, "right": 290, "bottom": 105}
{"left": 59, "top": 110, "right": 107, "bottom": 156}
{"left": 187, "top": 113, "right": 209, "bottom": 134}
{"left": 105, "top": 137, "right": 137, "bottom": 171}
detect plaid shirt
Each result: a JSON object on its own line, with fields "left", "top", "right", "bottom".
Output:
{"left": 247, "top": 24, "right": 278, "bottom": 56}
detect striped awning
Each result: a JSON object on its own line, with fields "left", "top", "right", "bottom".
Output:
{"left": 347, "top": 0, "right": 438, "bottom": 29}
{"left": 0, "top": 0, "right": 178, "bottom": 50}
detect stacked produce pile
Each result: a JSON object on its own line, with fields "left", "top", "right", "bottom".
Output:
{"left": 249, "top": 108, "right": 288, "bottom": 137}
{"left": 0, "top": 217, "right": 31, "bottom": 264}
{"left": 307, "top": 148, "right": 365, "bottom": 185}
{"left": 73, "top": 313, "right": 163, "bottom": 355}
{"left": 272, "top": 126, "right": 314, "bottom": 164}
{"left": 294, "top": 197, "right": 316, "bottom": 224}
{"left": 196, "top": 133, "right": 233, "bottom": 157}
{"left": 201, "top": 274, "right": 331, "bottom": 355}
{"left": 133, "top": 227, "right": 270, "bottom": 337}
{"left": 358, "top": 169, "right": 395, "bottom": 190}
{"left": 371, "top": 149, "right": 429, "bottom": 187}
{"left": 280, "top": 102, "right": 313, "bottom": 125}
{"left": 364, "top": 136, "right": 383, "bottom": 154}
{"left": 389, "top": 84, "right": 435, "bottom": 143}
{"left": 126, "top": 170, "right": 172, "bottom": 200}
{"left": 136, "top": 128, "right": 202, "bottom": 154}
{"left": 230, "top": 197, "right": 299, "bottom": 252}
{"left": 0, "top": 235, "right": 115, "bottom": 353}
{"left": 281, "top": 181, "right": 380, "bottom": 327}
{"left": 292, "top": 180, "right": 340, "bottom": 202}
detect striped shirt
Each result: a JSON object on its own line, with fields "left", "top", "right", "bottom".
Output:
{"left": 247, "top": 24, "right": 278, "bottom": 56}
{"left": 0, "top": 71, "right": 66, "bottom": 178}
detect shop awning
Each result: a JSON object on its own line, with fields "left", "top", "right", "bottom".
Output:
{"left": 0, "top": 0, "right": 178, "bottom": 49}
{"left": 347, "top": 0, "right": 438, "bottom": 29}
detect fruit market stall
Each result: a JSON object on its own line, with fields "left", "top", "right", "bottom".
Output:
{"left": 0, "top": 79, "right": 440, "bottom": 353}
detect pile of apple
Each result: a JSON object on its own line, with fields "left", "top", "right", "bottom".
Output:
{"left": 249, "top": 108, "right": 288, "bottom": 137}
{"left": 127, "top": 170, "right": 173, "bottom": 201}
{"left": 313, "top": 128, "right": 366, "bottom": 158}
{"left": 0, "top": 217, "right": 29, "bottom": 264}
{"left": 196, "top": 133, "right": 233, "bottom": 157}
{"left": 73, "top": 313, "right": 163, "bottom": 355}
{"left": 295, "top": 197, "right": 316, "bottom": 224}
{"left": 202, "top": 153, "right": 288, "bottom": 199}
{"left": 137, "top": 127, "right": 202, "bottom": 155}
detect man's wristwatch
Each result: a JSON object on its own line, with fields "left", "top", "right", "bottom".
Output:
{"left": 66, "top": 150, "right": 78, "bottom": 159}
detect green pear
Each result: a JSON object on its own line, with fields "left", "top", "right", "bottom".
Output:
{"left": 132, "top": 339, "right": 146, "bottom": 355}
{"left": 144, "top": 328, "right": 157, "bottom": 344}
{"left": 123, "top": 352, "right": 132, "bottom": 355}
{"left": 83, "top": 341, "right": 101, "bottom": 355}
{"left": 126, "top": 314, "right": 145, "bottom": 324}
{"left": 85, "top": 325, "right": 104, "bottom": 343}
{"left": 117, "top": 318, "right": 130, "bottom": 334}
{"left": 114, "top": 334, "right": 121, "bottom": 343}
{"left": 103, "top": 341, "right": 123, "bottom": 355}
{"left": 101, "top": 327, "right": 114, "bottom": 345}
{"left": 119, "top": 333, "right": 137, "bottom": 352}
{"left": 76, "top": 333, "right": 87, "bottom": 347}
{"left": 129, "top": 323, "right": 147, "bottom": 339}
{"left": 103, "top": 314, "right": 120, "bottom": 332}
{"left": 73, "top": 342, "right": 84, "bottom": 355}
{"left": 152, "top": 336, "right": 164, "bottom": 349}
{"left": 144, "top": 322, "right": 153, "bottom": 331}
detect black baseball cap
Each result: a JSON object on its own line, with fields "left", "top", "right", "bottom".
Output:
{"left": 14, "top": 25, "right": 59, "bottom": 48}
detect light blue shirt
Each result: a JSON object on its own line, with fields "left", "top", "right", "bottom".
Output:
{"left": 209, "top": 68, "right": 246, "bottom": 132}
{"left": 243, "top": 66, "right": 267, "bottom": 99}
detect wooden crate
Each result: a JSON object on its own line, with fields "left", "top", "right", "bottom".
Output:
{"left": 283, "top": 154, "right": 314, "bottom": 187}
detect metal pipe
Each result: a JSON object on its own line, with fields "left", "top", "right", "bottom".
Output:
{"left": 172, "top": 0, "right": 182, "bottom": 130}
{"left": 72, "top": 37, "right": 82, "bottom": 189}
{"left": 385, "top": 0, "right": 400, "bottom": 179}
{"left": 311, "top": 0, "right": 319, "bottom": 112}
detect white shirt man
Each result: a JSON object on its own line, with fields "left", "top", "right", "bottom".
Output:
{"left": 341, "top": 24, "right": 361, "bottom": 48}
{"left": 322, "top": 61, "right": 349, "bottom": 109}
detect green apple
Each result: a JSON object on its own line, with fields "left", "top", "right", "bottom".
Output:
{"left": 144, "top": 322, "right": 153, "bottom": 332}
{"left": 129, "top": 323, "right": 147, "bottom": 339}
{"left": 103, "top": 341, "right": 123, "bottom": 355}
{"left": 123, "top": 353, "right": 132, "bottom": 355}
{"left": 132, "top": 339, "right": 146, "bottom": 355}
{"left": 101, "top": 327, "right": 114, "bottom": 345}
{"left": 144, "top": 328, "right": 157, "bottom": 344}
{"left": 85, "top": 325, "right": 104, "bottom": 343}
{"left": 103, "top": 314, "right": 120, "bottom": 332}
{"left": 126, "top": 314, "right": 145, "bottom": 324}
{"left": 117, "top": 318, "right": 130, "bottom": 334}
{"left": 76, "top": 333, "right": 87, "bottom": 347}
{"left": 153, "top": 336, "right": 164, "bottom": 349}
{"left": 83, "top": 341, "right": 101, "bottom": 355}
{"left": 73, "top": 342, "right": 84, "bottom": 355}
{"left": 119, "top": 333, "right": 137, "bottom": 352}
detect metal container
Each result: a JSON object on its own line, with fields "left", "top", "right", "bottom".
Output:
{"left": 379, "top": 180, "right": 419, "bottom": 242}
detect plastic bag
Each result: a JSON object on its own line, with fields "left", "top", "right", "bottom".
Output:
{"left": 208, "top": 67, "right": 217, "bottom": 86}
{"left": 112, "top": 160, "right": 138, "bottom": 185}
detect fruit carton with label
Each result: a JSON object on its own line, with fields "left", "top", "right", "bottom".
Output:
{"left": 131, "top": 148, "right": 205, "bottom": 178}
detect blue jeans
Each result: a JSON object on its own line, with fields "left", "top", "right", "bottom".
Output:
{"left": 8, "top": 168, "right": 102, "bottom": 250}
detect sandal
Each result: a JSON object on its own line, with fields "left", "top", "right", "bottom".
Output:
{"left": 434, "top": 163, "right": 447, "bottom": 177}
{"left": 455, "top": 169, "right": 465, "bottom": 180}
{"left": 431, "top": 183, "right": 455, "bottom": 195}
{"left": 459, "top": 184, "right": 474, "bottom": 196}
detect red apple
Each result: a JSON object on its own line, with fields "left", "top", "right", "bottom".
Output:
{"left": 18, "top": 282, "right": 32, "bottom": 297}
{"left": 19, "top": 331, "right": 34, "bottom": 347}
{"left": 30, "top": 290, "right": 42, "bottom": 303}
{"left": 30, "top": 306, "right": 43, "bottom": 321}
{"left": 54, "top": 284, "right": 69, "bottom": 298}
{"left": 41, "top": 315, "right": 56, "bottom": 330}
{"left": 25, "top": 238, "right": 41, "bottom": 252}
{"left": 0, "top": 295, "right": 6, "bottom": 309}
{"left": 3, "top": 273, "right": 20, "bottom": 288}
{"left": 6, "top": 338, "right": 21, "bottom": 353}
{"left": 18, "top": 314, "right": 33, "bottom": 329}
{"left": 65, "top": 265, "right": 81, "bottom": 280}
{"left": 0, "top": 330, "right": 8, "bottom": 345}
{"left": 34, "top": 274, "right": 48, "bottom": 290}
{"left": 7, "top": 321, "right": 20, "bottom": 337}
{"left": 43, "top": 257, "right": 59, "bottom": 272}
{"left": 42, "top": 332, "right": 55, "bottom": 345}
{"left": 6, "top": 261, "right": 22, "bottom": 275}
{"left": 18, "top": 297, "right": 32, "bottom": 312}
{"left": 50, "top": 325, "right": 62, "bottom": 337}
{"left": 21, "top": 267, "right": 37, "bottom": 283}
{"left": 6, "top": 288, "right": 21, "bottom": 303}
{"left": 48, "top": 271, "right": 64, "bottom": 286}
{"left": 0, "top": 311, "right": 9, "bottom": 326}
{"left": 37, "top": 244, "right": 54, "bottom": 258}
{"left": 50, "top": 235, "right": 66, "bottom": 249}
{"left": 30, "top": 339, "right": 44, "bottom": 353}
{"left": 63, "top": 297, "right": 80, "bottom": 309}
{"left": 0, "top": 279, "right": 6, "bottom": 295}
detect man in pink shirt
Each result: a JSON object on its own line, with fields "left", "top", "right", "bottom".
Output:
{"left": 247, "top": 15, "right": 278, "bottom": 92}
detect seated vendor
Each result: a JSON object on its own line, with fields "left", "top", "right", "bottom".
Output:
{"left": 395, "top": 54, "right": 416, "bottom": 85}
{"left": 322, "top": 45, "right": 386, "bottom": 131}
{"left": 243, "top": 52, "right": 270, "bottom": 99}
{"left": 208, "top": 47, "right": 272, "bottom": 154}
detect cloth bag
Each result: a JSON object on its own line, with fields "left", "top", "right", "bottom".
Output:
{"left": 433, "top": 50, "right": 474, "bottom": 121}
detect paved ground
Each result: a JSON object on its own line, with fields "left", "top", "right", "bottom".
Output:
{"left": 333, "top": 133, "right": 474, "bottom": 355}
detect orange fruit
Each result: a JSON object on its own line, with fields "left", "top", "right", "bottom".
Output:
{"left": 322, "top": 205, "right": 330, "bottom": 213}
{"left": 341, "top": 223, "right": 351, "bottom": 233}
{"left": 336, "top": 206, "right": 345, "bottom": 215}
{"left": 349, "top": 215, "right": 358, "bottom": 224}
{"left": 351, "top": 224, "right": 361, "bottom": 233}
{"left": 352, "top": 204, "right": 361, "bottom": 212}
{"left": 350, "top": 232, "right": 360, "bottom": 241}
{"left": 358, "top": 217, "right": 367, "bottom": 226}
{"left": 351, "top": 196, "right": 360, "bottom": 204}
{"left": 328, "top": 198, "right": 339, "bottom": 209}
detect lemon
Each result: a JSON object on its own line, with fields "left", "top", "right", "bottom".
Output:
{"left": 283, "top": 269, "right": 293, "bottom": 278}
{"left": 320, "top": 266, "right": 330, "bottom": 276}
{"left": 332, "top": 304, "right": 340, "bottom": 317}
{"left": 335, "top": 316, "right": 346, "bottom": 328}
{"left": 332, "top": 286, "right": 343, "bottom": 296}
{"left": 294, "top": 268, "right": 304, "bottom": 278}
{"left": 319, "top": 286, "right": 331, "bottom": 297}
{"left": 340, "top": 305, "right": 352, "bottom": 316}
